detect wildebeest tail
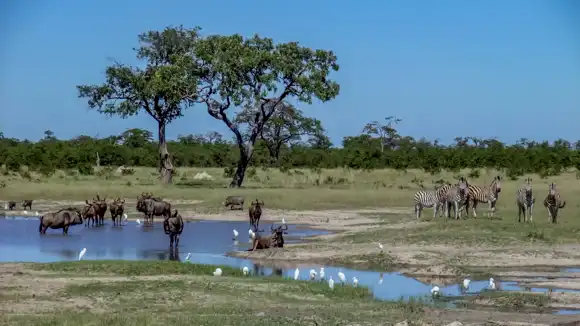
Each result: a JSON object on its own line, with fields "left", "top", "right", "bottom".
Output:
{"left": 38, "top": 216, "right": 43, "bottom": 233}
{"left": 163, "top": 218, "right": 170, "bottom": 235}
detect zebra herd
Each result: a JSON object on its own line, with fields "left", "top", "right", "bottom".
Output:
{"left": 414, "top": 176, "right": 566, "bottom": 224}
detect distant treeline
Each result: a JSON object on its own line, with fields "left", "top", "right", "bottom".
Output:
{"left": 0, "top": 128, "right": 578, "bottom": 180}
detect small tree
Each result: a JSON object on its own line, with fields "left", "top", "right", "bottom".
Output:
{"left": 192, "top": 34, "right": 340, "bottom": 187}
{"left": 76, "top": 26, "right": 200, "bottom": 183}
{"left": 362, "top": 116, "right": 401, "bottom": 152}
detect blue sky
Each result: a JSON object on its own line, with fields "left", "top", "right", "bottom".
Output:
{"left": 1, "top": 0, "right": 578, "bottom": 145}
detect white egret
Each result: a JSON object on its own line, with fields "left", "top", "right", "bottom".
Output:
{"left": 463, "top": 279, "right": 471, "bottom": 292}
{"left": 78, "top": 248, "right": 87, "bottom": 261}
{"left": 35, "top": 211, "right": 40, "bottom": 216}
{"left": 338, "top": 272, "right": 346, "bottom": 285}
{"left": 282, "top": 218, "right": 286, "bottom": 225}
{"left": 248, "top": 229, "right": 255, "bottom": 239}
{"left": 309, "top": 269, "right": 317, "bottom": 280}
{"left": 489, "top": 278, "right": 496, "bottom": 290}
{"left": 213, "top": 268, "right": 223, "bottom": 276}
{"left": 378, "top": 272, "right": 384, "bottom": 285}
{"left": 378, "top": 243, "right": 383, "bottom": 252}
{"left": 3, "top": 203, "right": 6, "bottom": 210}
{"left": 294, "top": 268, "right": 300, "bottom": 280}
{"left": 136, "top": 219, "right": 141, "bottom": 226}
{"left": 123, "top": 213, "right": 128, "bottom": 223}
{"left": 328, "top": 276, "right": 335, "bottom": 290}
{"left": 23, "top": 210, "right": 28, "bottom": 215}
{"left": 431, "top": 286, "right": 440, "bottom": 297}
{"left": 352, "top": 277, "right": 359, "bottom": 288}
{"left": 233, "top": 229, "right": 239, "bottom": 240}
{"left": 319, "top": 267, "right": 325, "bottom": 281}
{"left": 242, "top": 266, "right": 249, "bottom": 276}
{"left": 185, "top": 253, "right": 191, "bottom": 261}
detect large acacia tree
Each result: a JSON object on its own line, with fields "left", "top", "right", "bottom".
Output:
{"left": 77, "top": 26, "right": 200, "bottom": 183}
{"left": 191, "top": 34, "right": 340, "bottom": 187}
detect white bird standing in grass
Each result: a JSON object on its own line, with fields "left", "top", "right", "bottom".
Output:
{"left": 378, "top": 242, "right": 383, "bottom": 252}
{"left": 319, "top": 267, "right": 325, "bottom": 281}
{"left": 352, "top": 277, "right": 359, "bottom": 288}
{"left": 294, "top": 268, "right": 300, "bottom": 280}
{"left": 242, "top": 266, "right": 249, "bottom": 276}
{"left": 338, "top": 271, "right": 346, "bottom": 285}
{"left": 185, "top": 253, "right": 191, "bottom": 262}
{"left": 489, "top": 278, "right": 496, "bottom": 290}
{"left": 233, "top": 229, "right": 239, "bottom": 240}
{"left": 431, "top": 286, "right": 440, "bottom": 297}
{"left": 463, "top": 278, "right": 471, "bottom": 292}
{"left": 328, "top": 276, "right": 335, "bottom": 290}
{"left": 309, "top": 269, "right": 317, "bottom": 280}
{"left": 78, "top": 248, "right": 87, "bottom": 261}
{"left": 213, "top": 268, "right": 223, "bottom": 276}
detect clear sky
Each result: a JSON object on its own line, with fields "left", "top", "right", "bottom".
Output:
{"left": 1, "top": 0, "right": 579, "bottom": 145}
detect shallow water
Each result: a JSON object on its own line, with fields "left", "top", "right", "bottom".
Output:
{"left": 2, "top": 217, "right": 580, "bottom": 312}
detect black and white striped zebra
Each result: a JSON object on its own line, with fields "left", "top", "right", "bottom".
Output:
{"left": 516, "top": 177, "right": 535, "bottom": 223}
{"left": 413, "top": 182, "right": 451, "bottom": 219}
{"left": 465, "top": 176, "right": 502, "bottom": 218}
{"left": 544, "top": 182, "right": 566, "bottom": 224}
{"left": 444, "top": 177, "right": 469, "bottom": 220}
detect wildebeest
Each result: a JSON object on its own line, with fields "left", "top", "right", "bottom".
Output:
{"left": 8, "top": 201, "right": 16, "bottom": 210}
{"left": 247, "top": 223, "right": 288, "bottom": 251}
{"left": 224, "top": 196, "right": 245, "bottom": 210}
{"left": 22, "top": 200, "right": 33, "bottom": 210}
{"left": 38, "top": 207, "right": 83, "bottom": 235}
{"left": 82, "top": 200, "right": 99, "bottom": 227}
{"left": 136, "top": 192, "right": 171, "bottom": 226}
{"left": 91, "top": 194, "right": 108, "bottom": 226}
{"left": 109, "top": 197, "right": 125, "bottom": 226}
{"left": 248, "top": 198, "right": 265, "bottom": 232}
{"left": 163, "top": 209, "right": 184, "bottom": 250}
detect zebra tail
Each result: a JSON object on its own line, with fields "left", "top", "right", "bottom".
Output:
{"left": 559, "top": 200, "right": 566, "bottom": 209}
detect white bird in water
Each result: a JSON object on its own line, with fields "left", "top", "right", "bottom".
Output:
{"left": 242, "top": 266, "right": 249, "bottom": 276}
{"left": 489, "top": 278, "right": 496, "bottom": 290}
{"left": 248, "top": 229, "right": 255, "bottom": 239}
{"left": 78, "top": 248, "right": 87, "bottom": 261}
{"left": 338, "top": 272, "right": 346, "bottom": 285}
{"left": 328, "top": 276, "right": 334, "bottom": 290}
{"left": 352, "top": 277, "right": 359, "bottom": 288}
{"left": 431, "top": 286, "right": 440, "bottom": 297}
{"left": 185, "top": 253, "right": 191, "bottom": 261}
{"left": 282, "top": 218, "right": 286, "bottom": 225}
{"left": 319, "top": 267, "right": 325, "bottom": 281}
{"left": 136, "top": 219, "right": 141, "bottom": 226}
{"left": 463, "top": 279, "right": 471, "bottom": 292}
{"left": 233, "top": 229, "right": 239, "bottom": 240}
{"left": 294, "top": 268, "right": 300, "bottom": 280}
{"left": 213, "top": 268, "right": 223, "bottom": 276}
{"left": 309, "top": 269, "right": 317, "bottom": 280}
{"left": 123, "top": 213, "right": 128, "bottom": 223}
{"left": 378, "top": 272, "right": 384, "bottom": 285}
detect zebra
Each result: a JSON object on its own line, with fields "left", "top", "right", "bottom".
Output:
{"left": 443, "top": 177, "right": 469, "bottom": 220}
{"left": 413, "top": 182, "right": 451, "bottom": 219}
{"left": 516, "top": 177, "right": 535, "bottom": 223}
{"left": 465, "top": 176, "right": 502, "bottom": 218}
{"left": 544, "top": 182, "right": 566, "bottom": 224}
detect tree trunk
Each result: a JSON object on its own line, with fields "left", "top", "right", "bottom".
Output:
{"left": 158, "top": 122, "right": 174, "bottom": 184}
{"left": 230, "top": 142, "right": 253, "bottom": 188}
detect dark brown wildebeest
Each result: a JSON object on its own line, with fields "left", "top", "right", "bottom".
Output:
{"left": 109, "top": 197, "right": 125, "bottom": 226}
{"left": 247, "top": 223, "right": 288, "bottom": 251}
{"left": 8, "top": 201, "right": 16, "bottom": 210}
{"left": 91, "top": 194, "right": 108, "bottom": 226}
{"left": 22, "top": 200, "right": 33, "bottom": 210}
{"left": 164, "top": 209, "right": 184, "bottom": 250}
{"left": 248, "top": 198, "right": 265, "bottom": 232}
{"left": 82, "top": 200, "right": 98, "bottom": 227}
{"left": 136, "top": 192, "right": 171, "bottom": 226}
{"left": 39, "top": 207, "right": 83, "bottom": 235}
{"left": 224, "top": 196, "right": 245, "bottom": 210}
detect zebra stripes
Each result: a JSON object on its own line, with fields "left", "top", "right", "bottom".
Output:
{"left": 444, "top": 178, "right": 469, "bottom": 220}
{"left": 516, "top": 177, "right": 535, "bottom": 223}
{"left": 466, "top": 176, "right": 502, "bottom": 218}
{"left": 414, "top": 180, "right": 468, "bottom": 220}
{"left": 413, "top": 190, "right": 440, "bottom": 219}
{"left": 544, "top": 182, "right": 566, "bottom": 224}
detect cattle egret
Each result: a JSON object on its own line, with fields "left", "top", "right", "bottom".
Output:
{"left": 338, "top": 272, "right": 346, "bottom": 285}
{"left": 35, "top": 211, "right": 40, "bottom": 216}
{"left": 123, "top": 213, "right": 128, "bottom": 223}
{"left": 319, "top": 267, "right": 325, "bottom": 281}
{"left": 136, "top": 219, "right": 141, "bottom": 226}
{"left": 431, "top": 286, "right": 440, "bottom": 297}
{"left": 378, "top": 243, "right": 383, "bottom": 252}
{"left": 23, "top": 210, "right": 28, "bottom": 215}
{"left": 379, "top": 272, "right": 384, "bottom": 285}
{"left": 248, "top": 229, "right": 255, "bottom": 239}
{"left": 294, "top": 268, "right": 300, "bottom": 280}
{"left": 242, "top": 266, "right": 249, "bottom": 276}
{"left": 185, "top": 253, "right": 191, "bottom": 261}
{"left": 489, "top": 278, "right": 496, "bottom": 290}
{"left": 213, "top": 268, "right": 223, "bottom": 276}
{"left": 353, "top": 277, "right": 359, "bottom": 288}
{"left": 282, "top": 218, "right": 286, "bottom": 225}
{"left": 78, "top": 248, "right": 87, "bottom": 261}
{"left": 328, "top": 276, "right": 334, "bottom": 290}
{"left": 463, "top": 279, "right": 471, "bottom": 292}
{"left": 309, "top": 269, "right": 317, "bottom": 280}
{"left": 233, "top": 229, "right": 239, "bottom": 240}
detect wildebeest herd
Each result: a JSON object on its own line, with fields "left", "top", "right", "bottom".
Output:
{"left": 413, "top": 176, "right": 566, "bottom": 224}
{"left": 4, "top": 193, "right": 288, "bottom": 253}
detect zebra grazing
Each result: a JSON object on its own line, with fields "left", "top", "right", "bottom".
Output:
{"left": 465, "top": 176, "right": 502, "bottom": 218}
{"left": 444, "top": 177, "right": 469, "bottom": 220}
{"left": 413, "top": 182, "right": 451, "bottom": 219}
{"left": 544, "top": 182, "right": 566, "bottom": 224}
{"left": 516, "top": 177, "right": 535, "bottom": 223}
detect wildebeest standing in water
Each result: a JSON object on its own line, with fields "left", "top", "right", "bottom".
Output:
{"left": 164, "top": 209, "right": 184, "bottom": 250}
{"left": 91, "top": 195, "right": 108, "bottom": 226}
{"left": 248, "top": 198, "right": 265, "bottom": 232}
{"left": 136, "top": 192, "right": 171, "bottom": 226}
{"left": 8, "top": 201, "right": 16, "bottom": 210}
{"left": 247, "top": 223, "right": 288, "bottom": 251}
{"left": 109, "top": 197, "right": 125, "bottom": 226}
{"left": 82, "top": 201, "right": 98, "bottom": 227}
{"left": 22, "top": 200, "right": 33, "bottom": 210}
{"left": 39, "top": 207, "right": 83, "bottom": 235}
